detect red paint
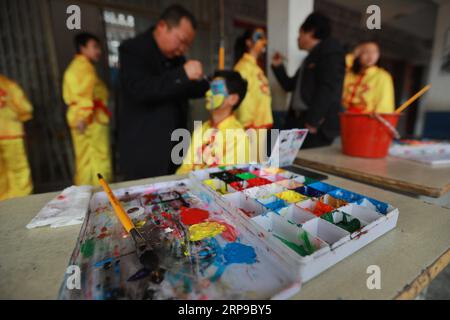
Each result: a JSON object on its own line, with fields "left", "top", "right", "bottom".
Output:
{"left": 161, "top": 212, "right": 172, "bottom": 220}
{"left": 57, "top": 195, "right": 65, "bottom": 200}
{"left": 240, "top": 208, "right": 255, "bottom": 217}
{"left": 210, "top": 220, "right": 238, "bottom": 242}
{"left": 313, "top": 202, "right": 335, "bottom": 217}
{"left": 229, "top": 181, "right": 247, "bottom": 191}
{"left": 227, "top": 169, "right": 245, "bottom": 175}
{"left": 247, "top": 177, "right": 272, "bottom": 188}
{"left": 180, "top": 207, "right": 209, "bottom": 225}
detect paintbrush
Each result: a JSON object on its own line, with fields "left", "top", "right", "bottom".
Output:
{"left": 395, "top": 84, "right": 431, "bottom": 114}
{"left": 97, "top": 174, "right": 159, "bottom": 272}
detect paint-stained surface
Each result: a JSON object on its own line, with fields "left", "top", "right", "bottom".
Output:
{"left": 59, "top": 179, "right": 297, "bottom": 300}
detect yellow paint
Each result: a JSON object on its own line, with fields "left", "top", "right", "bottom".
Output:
{"left": 135, "top": 220, "right": 146, "bottom": 228}
{"left": 262, "top": 167, "right": 284, "bottom": 175}
{"left": 275, "top": 190, "right": 307, "bottom": 203}
{"left": 188, "top": 222, "right": 226, "bottom": 242}
{"left": 202, "top": 179, "right": 227, "bottom": 194}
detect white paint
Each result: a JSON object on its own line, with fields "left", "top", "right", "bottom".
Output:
{"left": 267, "top": 0, "right": 314, "bottom": 111}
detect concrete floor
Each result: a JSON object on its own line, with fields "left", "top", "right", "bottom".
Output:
{"left": 426, "top": 264, "right": 450, "bottom": 300}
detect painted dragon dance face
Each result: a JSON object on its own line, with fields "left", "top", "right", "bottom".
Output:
{"left": 205, "top": 78, "right": 228, "bottom": 111}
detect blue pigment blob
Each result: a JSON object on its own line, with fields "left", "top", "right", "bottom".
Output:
{"left": 223, "top": 243, "right": 257, "bottom": 265}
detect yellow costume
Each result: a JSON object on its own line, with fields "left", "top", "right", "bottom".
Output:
{"left": 63, "top": 55, "right": 112, "bottom": 186}
{"left": 234, "top": 53, "right": 273, "bottom": 161}
{"left": 342, "top": 66, "right": 395, "bottom": 113}
{"left": 234, "top": 53, "right": 273, "bottom": 129}
{"left": 0, "top": 75, "right": 33, "bottom": 200}
{"left": 176, "top": 115, "right": 250, "bottom": 174}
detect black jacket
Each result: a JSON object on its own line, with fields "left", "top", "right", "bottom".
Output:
{"left": 118, "top": 27, "right": 208, "bottom": 180}
{"left": 272, "top": 38, "right": 345, "bottom": 140}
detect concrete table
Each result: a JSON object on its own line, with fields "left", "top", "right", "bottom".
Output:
{"left": 0, "top": 170, "right": 449, "bottom": 299}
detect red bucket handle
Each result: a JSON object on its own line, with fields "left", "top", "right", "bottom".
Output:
{"left": 372, "top": 113, "right": 400, "bottom": 140}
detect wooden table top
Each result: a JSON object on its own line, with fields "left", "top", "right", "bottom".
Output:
{"left": 295, "top": 145, "right": 450, "bottom": 198}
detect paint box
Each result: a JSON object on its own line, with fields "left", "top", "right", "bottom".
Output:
{"left": 252, "top": 211, "right": 328, "bottom": 258}
{"left": 302, "top": 218, "right": 350, "bottom": 248}
{"left": 223, "top": 192, "right": 268, "bottom": 218}
{"left": 276, "top": 204, "right": 317, "bottom": 225}
{"left": 189, "top": 164, "right": 399, "bottom": 284}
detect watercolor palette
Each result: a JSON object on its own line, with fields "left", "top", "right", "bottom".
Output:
{"left": 58, "top": 179, "right": 300, "bottom": 300}
{"left": 189, "top": 164, "right": 399, "bottom": 283}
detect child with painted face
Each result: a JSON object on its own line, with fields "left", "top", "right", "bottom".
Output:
{"left": 176, "top": 71, "right": 250, "bottom": 174}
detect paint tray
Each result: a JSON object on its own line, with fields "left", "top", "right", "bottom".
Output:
{"left": 189, "top": 164, "right": 399, "bottom": 283}
{"left": 58, "top": 178, "right": 301, "bottom": 300}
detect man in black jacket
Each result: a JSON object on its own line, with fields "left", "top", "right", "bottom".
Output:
{"left": 271, "top": 13, "right": 345, "bottom": 148}
{"left": 118, "top": 4, "right": 209, "bottom": 180}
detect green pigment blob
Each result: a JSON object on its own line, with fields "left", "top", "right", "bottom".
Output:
{"left": 80, "top": 238, "right": 95, "bottom": 258}
{"left": 236, "top": 172, "right": 257, "bottom": 180}
{"left": 274, "top": 235, "right": 308, "bottom": 257}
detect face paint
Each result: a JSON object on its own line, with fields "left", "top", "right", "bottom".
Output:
{"left": 205, "top": 78, "right": 228, "bottom": 111}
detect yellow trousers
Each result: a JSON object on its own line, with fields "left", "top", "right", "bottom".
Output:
{"left": 71, "top": 122, "right": 112, "bottom": 186}
{"left": 0, "top": 138, "right": 33, "bottom": 201}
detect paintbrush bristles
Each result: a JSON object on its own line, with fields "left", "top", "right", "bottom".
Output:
{"left": 97, "top": 173, "right": 103, "bottom": 180}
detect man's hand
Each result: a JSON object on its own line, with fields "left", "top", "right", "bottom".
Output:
{"left": 305, "top": 123, "right": 318, "bottom": 134}
{"left": 184, "top": 60, "right": 204, "bottom": 80}
{"left": 76, "top": 119, "right": 87, "bottom": 134}
{"left": 271, "top": 52, "right": 284, "bottom": 67}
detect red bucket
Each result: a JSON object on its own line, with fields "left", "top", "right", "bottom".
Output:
{"left": 340, "top": 112, "right": 400, "bottom": 158}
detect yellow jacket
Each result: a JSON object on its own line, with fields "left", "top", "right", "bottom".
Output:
{"left": 63, "top": 55, "right": 110, "bottom": 127}
{"left": 0, "top": 75, "right": 33, "bottom": 139}
{"left": 176, "top": 115, "right": 250, "bottom": 174}
{"left": 234, "top": 53, "right": 273, "bottom": 129}
{"left": 342, "top": 66, "right": 395, "bottom": 113}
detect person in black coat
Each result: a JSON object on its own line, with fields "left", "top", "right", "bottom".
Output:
{"left": 118, "top": 4, "right": 209, "bottom": 180}
{"left": 271, "top": 13, "right": 345, "bottom": 148}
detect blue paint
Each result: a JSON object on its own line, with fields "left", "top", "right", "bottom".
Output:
{"left": 94, "top": 257, "right": 113, "bottom": 268}
{"left": 329, "top": 188, "right": 364, "bottom": 203}
{"left": 294, "top": 186, "right": 325, "bottom": 198}
{"left": 127, "top": 268, "right": 150, "bottom": 282}
{"left": 223, "top": 243, "right": 257, "bottom": 265}
{"left": 257, "top": 196, "right": 286, "bottom": 211}
{"left": 357, "top": 197, "right": 389, "bottom": 215}
{"left": 307, "top": 182, "right": 337, "bottom": 193}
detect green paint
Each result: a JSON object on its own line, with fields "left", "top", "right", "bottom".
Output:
{"left": 236, "top": 172, "right": 257, "bottom": 180}
{"left": 321, "top": 212, "right": 334, "bottom": 224}
{"left": 274, "top": 234, "right": 308, "bottom": 257}
{"left": 80, "top": 238, "right": 95, "bottom": 258}
{"left": 304, "top": 177, "right": 318, "bottom": 185}
{"left": 299, "top": 231, "right": 315, "bottom": 255}
{"left": 321, "top": 212, "right": 362, "bottom": 233}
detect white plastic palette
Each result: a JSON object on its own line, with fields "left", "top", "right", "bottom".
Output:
{"left": 189, "top": 164, "right": 399, "bottom": 283}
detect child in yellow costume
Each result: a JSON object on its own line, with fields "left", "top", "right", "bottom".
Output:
{"left": 234, "top": 28, "right": 273, "bottom": 162}
{"left": 0, "top": 75, "right": 33, "bottom": 200}
{"left": 63, "top": 33, "right": 112, "bottom": 186}
{"left": 342, "top": 40, "right": 395, "bottom": 113}
{"left": 176, "top": 71, "right": 250, "bottom": 174}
